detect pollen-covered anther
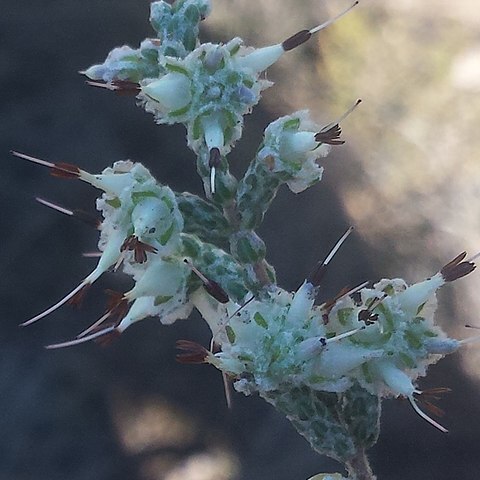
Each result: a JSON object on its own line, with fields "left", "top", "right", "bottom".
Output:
{"left": 11, "top": 151, "right": 81, "bottom": 179}
{"left": 176, "top": 339, "right": 211, "bottom": 364}
{"left": 120, "top": 235, "right": 158, "bottom": 264}
{"left": 440, "top": 251, "right": 476, "bottom": 282}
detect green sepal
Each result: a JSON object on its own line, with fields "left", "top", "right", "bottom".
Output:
{"left": 175, "top": 192, "right": 231, "bottom": 247}
{"left": 339, "top": 382, "right": 380, "bottom": 450}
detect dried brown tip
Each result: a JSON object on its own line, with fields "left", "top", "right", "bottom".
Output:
{"left": 314, "top": 124, "right": 345, "bottom": 145}
{"left": 441, "top": 251, "right": 476, "bottom": 282}
{"left": 11, "top": 151, "right": 80, "bottom": 179}
{"left": 176, "top": 340, "right": 210, "bottom": 364}
{"left": 86, "top": 80, "right": 140, "bottom": 96}
{"left": 282, "top": 30, "right": 312, "bottom": 51}
{"left": 120, "top": 235, "right": 158, "bottom": 264}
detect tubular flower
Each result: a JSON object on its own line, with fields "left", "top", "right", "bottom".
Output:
{"left": 256, "top": 111, "right": 333, "bottom": 193}
{"left": 138, "top": 38, "right": 273, "bottom": 156}
{"left": 192, "top": 253, "right": 475, "bottom": 432}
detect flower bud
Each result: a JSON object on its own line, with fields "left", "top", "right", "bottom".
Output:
{"left": 142, "top": 73, "right": 192, "bottom": 114}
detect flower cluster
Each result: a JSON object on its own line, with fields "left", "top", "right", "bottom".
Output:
{"left": 17, "top": 0, "right": 478, "bottom": 478}
{"left": 83, "top": 0, "right": 357, "bottom": 195}
{"left": 191, "top": 252, "right": 475, "bottom": 436}
{"left": 14, "top": 152, "right": 247, "bottom": 346}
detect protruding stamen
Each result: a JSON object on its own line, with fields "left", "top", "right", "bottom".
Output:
{"left": 21, "top": 280, "right": 89, "bottom": 326}
{"left": 315, "top": 99, "right": 361, "bottom": 145}
{"left": 309, "top": 2, "right": 359, "bottom": 35}
{"left": 36, "top": 197, "right": 101, "bottom": 229}
{"left": 11, "top": 151, "right": 80, "bottom": 179}
{"left": 176, "top": 339, "right": 210, "bottom": 364}
{"left": 86, "top": 80, "right": 140, "bottom": 95}
{"left": 307, "top": 226, "right": 354, "bottom": 287}
{"left": 222, "top": 372, "right": 233, "bottom": 410}
{"left": 67, "top": 283, "right": 91, "bottom": 308}
{"left": 120, "top": 235, "right": 158, "bottom": 264}
{"left": 36, "top": 197, "right": 74, "bottom": 216}
{"left": 184, "top": 259, "right": 229, "bottom": 303}
{"left": 45, "top": 325, "right": 119, "bottom": 349}
{"left": 209, "top": 147, "right": 221, "bottom": 195}
{"left": 323, "top": 326, "right": 365, "bottom": 345}
{"left": 320, "top": 281, "right": 369, "bottom": 314}
{"left": 357, "top": 294, "right": 387, "bottom": 325}
{"left": 440, "top": 251, "right": 476, "bottom": 282}
{"left": 76, "top": 311, "right": 113, "bottom": 339}
{"left": 408, "top": 395, "right": 448, "bottom": 433}
{"left": 282, "top": 1, "right": 359, "bottom": 51}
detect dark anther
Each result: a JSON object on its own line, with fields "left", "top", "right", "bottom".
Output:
{"left": 319, "top": 337, "right": 327, "bottom": 347}
{"left": 315, "top": 124, "right": 345, "bottom": 145}
{"left": 85, "top": 79, "right": 141, "bottom": 96}
{"left": 176, "top": 339, "right": 209, "bottom": 364}
{"left": 67, "top": 283, "right": 91, "bottom": 308}
{"left": 282, "top": 30, "right": 312, "bottom": 51}
{"left": 121, "top": 235, "right": 158, "bottom": 263}
{"left": 104, "top": 289, "right": 130, "bottom": 322}
{"left": 440, "top": 251, "right": 476, "bottom": 282}
{"left": 205, "top": 279, "right": 229, "bottom": 304}
{"left": 209, "top": 147, "right": 221, "bottom": 168}
{"left": 358, "top": 309, "right": 378, "bottom": 325}
{"left": 50, "top": 162, "right": 81, "bottom": 179}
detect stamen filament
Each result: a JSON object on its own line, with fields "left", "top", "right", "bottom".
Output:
{"left": 320, "top": 99, "right": 362, "bottom": 133}
{"left": 36, "top": 197, "right": 74, "bottom": 216}
{"left": 408, "top": 395, "right": 448, "bottom": 433}
{"left": 21, "top": 280, "right": 88, "bottom": 326}
{"left": 309, "top": 2, "right": 359, "bottom": 35}
{"left": 45, "top": 326, "right": 117, "bottom": 349}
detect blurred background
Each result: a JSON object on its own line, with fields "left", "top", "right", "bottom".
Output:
{"left": 1, "top": 1, "right": 480, "bottom": 479}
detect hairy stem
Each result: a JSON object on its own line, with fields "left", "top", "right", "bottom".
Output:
{"left": 346, "top": 448, "right": 375, "bottom": 480}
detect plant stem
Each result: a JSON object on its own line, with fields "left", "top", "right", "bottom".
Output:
{"left": 346, "top": 448, "right": 375, "bottom": 480}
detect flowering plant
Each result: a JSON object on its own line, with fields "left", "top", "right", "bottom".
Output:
{"left": 15, "top": 1, "right": 478, "bottom": 479}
